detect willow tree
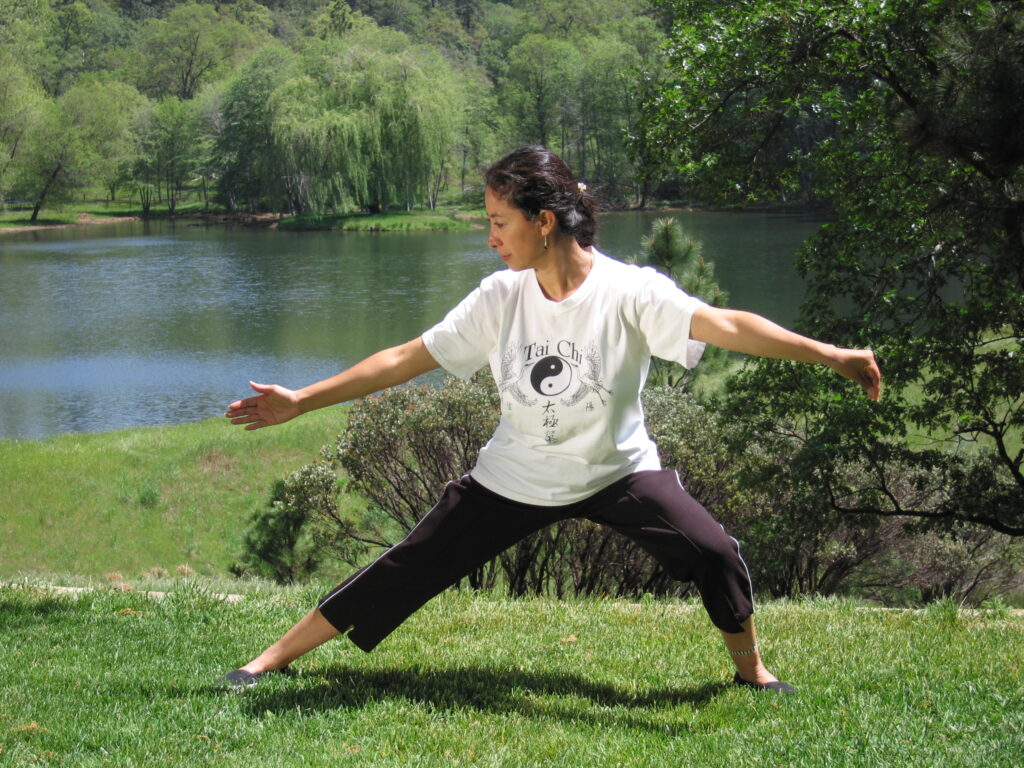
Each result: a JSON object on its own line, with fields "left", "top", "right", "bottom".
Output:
{"left": 271, "top": 72, "right": 372, "bottom": 215}
{"left": 269, "top": 23, "right": 460, "bottom": 215}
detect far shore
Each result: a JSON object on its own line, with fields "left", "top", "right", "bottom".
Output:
{"left": 0, "top": 212, "right": 142, "bottom": 234}
{"left": 0, "top": 208, "right": 486, "bottom": 235}
{"left": 1, "top": 201, "right": 832, "bottom": 236}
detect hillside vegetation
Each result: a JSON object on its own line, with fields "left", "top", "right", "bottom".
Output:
{"left": 1, "top": 0, "right": 672, "bottom": 220}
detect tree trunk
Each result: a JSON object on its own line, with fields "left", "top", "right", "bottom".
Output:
{"left": 139, "top": 185, "right": 153, "bottom": 216}
{"left": 31, "top": 162, "right": 63, "bottom": 222}
{"left": 428, "top": 161, "right": 446, "bottom": 211}
{"left": 459, "top": 147, "right": 468, "bottom": 197}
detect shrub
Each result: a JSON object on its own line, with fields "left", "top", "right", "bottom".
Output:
{"left": 327, "top": 375, "right": 698, "bottom": 598}
{"left": 323, "top": 374, "right": 504, "bottom": 589}
{"left": 707, "top": 383, "right": 1024, "bottom": 605}
{"left": 850, "top": 520, "right": 1024, "bottom": 606}
{"left": 644, "top": 386, "right": 910, "bottom": 599}
{"left": 231, "top": 462, "right": 355, "bottom": 584}
{"left": 243, "top": 378, "right": 1022, "bottom": 606}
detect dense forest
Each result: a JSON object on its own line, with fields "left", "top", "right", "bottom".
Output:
{"left": 0, "top": 0, "right": 676, "bottom": 217}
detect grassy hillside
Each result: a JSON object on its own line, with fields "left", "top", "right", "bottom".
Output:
{"left": 0, "top": 409, "right": 357, "bottom": 581}
{"left": 1, "top": 584, "right": 1021, "bottom": 767}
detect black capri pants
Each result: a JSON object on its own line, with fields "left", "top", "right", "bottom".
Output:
{"left": 318, "top": 469, "right": 755, "bottom": 651}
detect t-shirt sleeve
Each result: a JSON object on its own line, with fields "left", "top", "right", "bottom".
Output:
{"left": 636, "top": 270, "right": 707, "bottom": 369}
{"left": 422, "top": 280, "right": 500, "bottom": 379}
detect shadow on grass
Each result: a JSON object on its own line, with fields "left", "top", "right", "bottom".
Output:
{"left": 227, "top": 664, "right": 727, "bottom": 734}
{"left": 0, "top": 593, "right": 84, "bottom": 629}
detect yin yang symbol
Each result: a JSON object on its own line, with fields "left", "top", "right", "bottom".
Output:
{"left": 530, "top": 356, "right": 573, "bottom": 396}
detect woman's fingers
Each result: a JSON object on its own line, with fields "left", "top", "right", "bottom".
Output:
{"left": 226, "top": 401, "right": 255, "bottom": 417}
{"left": 833, "top": 349, "right": 882, "bottom": 401}
{"left": 857, "top": 350, "right": 882, "bottom": 400}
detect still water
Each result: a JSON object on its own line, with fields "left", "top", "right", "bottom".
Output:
{"left": 0, "top": 211, "right": 822, "bottom": 439}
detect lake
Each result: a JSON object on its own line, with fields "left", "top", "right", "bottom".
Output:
{"left": 0, "top": 211, "right": 823, "bottom": 439}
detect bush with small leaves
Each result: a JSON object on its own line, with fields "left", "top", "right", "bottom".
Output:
{"left": 329, "top": 375, "right": 697, "bottom": 597}
{"left": 232, "top": 461, "right": 358, "bottom": 584}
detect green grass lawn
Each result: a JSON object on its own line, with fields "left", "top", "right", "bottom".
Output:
{"left": 0, "top": 410, "right": 357, "bottom": 582}
{"left": 1, "top": 584, "right": 1021, "bottom": 767}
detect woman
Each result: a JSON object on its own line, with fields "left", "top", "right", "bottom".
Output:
{"left": 220, "top": 146, "right": 881, "bottom": 694}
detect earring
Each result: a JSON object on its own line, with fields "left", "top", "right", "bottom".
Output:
{"left": 543, "top": 235, "right": 548, "bottom": 250}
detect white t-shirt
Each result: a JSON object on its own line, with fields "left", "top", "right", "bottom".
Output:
{"left": 422, "top": 249, "right": 706, "bottom": 506}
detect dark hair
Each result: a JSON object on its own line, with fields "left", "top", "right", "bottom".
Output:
{"left": 485, "top": 146, "right": 599, "bottom": 248}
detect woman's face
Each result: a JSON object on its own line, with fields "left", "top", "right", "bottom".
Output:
{"left": 485, "top": 187, "right": 546, "bottom": 271}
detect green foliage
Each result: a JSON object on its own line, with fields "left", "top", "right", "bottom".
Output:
{"left": 132, "top": 95, "right": 203, "bottom": 214}
{"left": 50, "top": 0, "right": 135, "bottom": 94}
{"left": 643, "top": 386, "right": 1024, "bottom": 604}
{"left": 59, "top": 77, "right": 148, "bottom": 200}
{"left": 646, "top": 0, "right": 1024, "bottom": 534}
{"left": 850, "top": 520, "right": 1024, "bottom": 606}
{"left": 1, "top": 0, "right": 676, "bottom": 215}
{"left": 306, "top": 0, "right": 356, "bottom": 38}
{"left": 641, "top": 388, "right": 750, "bottom": 520}
{"left": 327, "top": 376, "right": 695, "bottom": 598}
{"left": 267, "top": 25, "right": 464, "bottom": 214}
{"left": 631, "top": 217, "right": 730, "bottom": 389}
{"left": 275, "top": 210, "right": 476, "bottom": 231}
{"left": 501, "top": 34, "right": 580, "bottom": 148}
{"left": 493, "top": 16, "right": 666, "bottom": 203}
{"left": 230, "top": 371, "right": 1022, "bottom": 603}
{"left": 4, "top": 77, "right": 142, "bottom": 218}
{"left": 213, "top": 44, "right": 296, "bottom": 213}
{"left": 131, "top": 3, "right": 255, "bottom": 100}
{"left": 643, "top": 386, "right": 866, "bottom": 598}
{"left": 637, "top": 216, "right": 725, "bottom": 305}
{"left": 0, "top": 54, "right": 46, "bottom": 199}
{"left": 232, "top": 461, "right": 353, "bottom": 584}
{"left": 325, "top": 375, "right": 501, "bottom": 560}
{"left": 981, "top": 593, "right": 1013, "bottom": 621}
{"left": 313, "top": 375, "right": 1013, "bottom": 603}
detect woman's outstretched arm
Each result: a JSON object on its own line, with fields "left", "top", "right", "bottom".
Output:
{"left": 225, "top": 337, "right": 440, "bottom": 430}
{"left": 690, "top": 305, "right": 882, "bottom": 400}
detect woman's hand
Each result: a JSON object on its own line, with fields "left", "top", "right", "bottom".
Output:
{"left": 829, "top": 348, "right": 883, "bottom": 401}
{"left": 225, "top": 381, "right": 302, "bottom": 430}
{"left": 690, "top": 306, "right": 882, "bottom": 400}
